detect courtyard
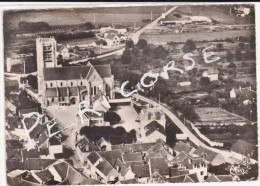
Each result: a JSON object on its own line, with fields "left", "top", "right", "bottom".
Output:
{"left": 113, "top": 105, "right": 140, "bottom": 132}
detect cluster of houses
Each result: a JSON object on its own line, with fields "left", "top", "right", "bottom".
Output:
{"left": 72, "top": 131, "right": 255, "bottom": 184}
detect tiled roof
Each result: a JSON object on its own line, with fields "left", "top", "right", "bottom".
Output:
{"left": 49, "top": 136, "right": 61, "bottom": 146}
{"left": 150, "top": 157, "right": 169, "bottom": 176}
{"left": 166, "top": 175, "right": 195, "bottom": 183}
{"left": 45, "top": 88, "right": 57, "bottom": 97}
{"left": 78, "top": 86, "right": 87, "bottom": 92}
{"left": 120, "top": 178, "right": 138, "bottom": 184}
{"left": 44, "top": 66, "right": 91, "bottom": 81}
{"left": 53, "top": 162, "right": 69, "bottom": 179}
{"left": 145, "top": 120, "right": 165, "bottom": 137}
{"left": 174, "top": 141, "right": 195, "bottom": 154}
{"left": 19, "top": 107, "right": 38, "bottom": 115}
{"left": 217, "top": 175, "right": 233, "bottom": 182}
{"left": 131, "top": 164, "right": 150, "bottom": 177}
{"left": 206, "top": 174, "right": 221, "bottom": 182}
{"left": 125, "top": 160, "right": 146, "bottom": 167}
{"left": 204, "top": 68, "right": 219, "bottom": 75}
{"left": 58, "top": 87, "right": 68, "bottom": 97}
{"left": 171, "top": 152, "right": 187, "bottom": 164}
{"left": 34, "top": 169, "right": 53, "bottom": 182}
{"left": 96, "top": 160, "right": 118, "bottom": 177}
{"left": 193, "top": 146, "right": 222, "bottom": 163}
{"left": 231, "top": 140, "right": 254, "bottom": 156}
{"left": 94, "top": 64, "right": 112, "bottom": 78}
{"left": 111, "top": 142, "right": 155, "bottom": 154}
{"left": 105, "top": 33, "right": 117, "bottom": 40}
{"left": 76, "top": 136, "right": 100, "bottom": 153}
{"left": 22, "top": 149, "right": 41, "bottom": 160}
{"left": 169, "top": 167, "right": 189, "bottom": 177}
{"left": 98, "top": 149, "right": 123, "bottom": 166}
{"left": 114, "top": 158, "right": 130, "bottom": 177}
{"left": 24, "top": 159, "right": 57, "bottom": 170}
{"left": 122, "top": 152, "right": 142, "bottom": 163}
{"left": 87, "top": 151, "right": 101, "bottom": 165}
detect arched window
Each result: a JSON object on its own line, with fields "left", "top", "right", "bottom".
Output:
{"left": 50, "top": 82, "right": 53, "bottom": 87}
{"left": 60, "top": 82, "right": 63, "bottom": 87}
{"left": 71, "top": 82, "right": 73, "bottom": 86}
{"left": 80, "top": 81, "right": 83, "bottom": 86}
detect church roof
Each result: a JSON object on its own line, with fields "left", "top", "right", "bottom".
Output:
{"left": 44, "top": 64, "right": 112, "bottom": 81}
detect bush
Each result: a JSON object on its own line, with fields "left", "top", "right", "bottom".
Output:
{"left": 104, "top": 111, "right": 121, "bottom": 125}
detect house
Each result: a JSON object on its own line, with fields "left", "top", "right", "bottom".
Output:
{"left": 7, "top": 159, "right": 101, "bottom": 185}
{"left": 202, "top": 69, "right": 219, "bottom": 81}
{"left": 230, "top": 140, "right": 255, "bottom": 163}
{"left": 5, "top": 51, "right": 24, "bottom": 72}
{"left": 100, "top": 26, "right": 114, "bottom": 33}
{"left": 174, "top": 141, "right": 196, "bottom": 155}
{"left": 143, "top": 120, "right": 166, "bottom": 143}
{"left": 104, "top": 34, "right": 120, "bottom": 47}
{"left": 149, "top": 157, "right": 169, "bottom": 177}
{"left": 48, "top": 137, "right": 63, "bottom": 156}
{"left": 166, "top": 173, "right": 199, "bottom": 183}
{"left": 170, "top": 152, "right": 207, "bottom": 182}
{"left": 206, "top": 174, "right": 233, "bottom": 182}
{"left": 140, "top": 107, "right": 166, "bottom": 143}
{"left": 75, "top": 136, "right": 101, "bottom": 164}
{"left": 230, "top": 86, "right": 256, "bottom": 100}
{"left": 177, "top": 81, "right": 191, "bottom": 87}
{"left": 114, "top": 25, "right": 128, "bottom": 34}
{"left": 192, "top": 146, "right": 225, "bottom": 166}
{"left": 57, "top": 44, "right": 70, "bottom": 60}
{"left": 86, "top": 151, "right": 119, "bottom": 183}
{"left": 146, "top": 139, "right": 174, "bottom": 161}
{"left": 97, "top": 137, "right": 112, "bottom": 151}
{"left": 114, "top": 158, "right": 135, "bottom": 181}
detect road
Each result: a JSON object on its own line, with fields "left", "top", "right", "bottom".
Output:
{"left": 132, "top": 94, "right": 258, "bottom": 165}
{"left": 130, "top": 6, "right": 179, "bottom": 44}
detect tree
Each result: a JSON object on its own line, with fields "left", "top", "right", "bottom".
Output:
{"left": 200, "top": 77, "right": 211, "bottom": 87}
{"left": 216, "top": 43, "right": 223, "bottom": 51}
{"left": 121, "top": 49, "right": 132, "bottom": 64}
{"left": 154, "top": 45, "right": 168, "bottom": 59}
{"left": 228, "top": 62, "right": 236, "bottom": 68}
{"left": 26, "top": 75, "right": 38, "bottom": 90}
{"left": 182, "top": 39, "right": 196, "bottom": 53}
{"left": 235, "top": 49, "right": 242, "bottom": 61}
{"left": 104, "top": 111, "right": 121, "bottom": 125}
{"left": 125, "top": 40, "right": 134, "bottom": 48}
{"left": 84, "top": 22, "right": 94, "bottom": 30}
{"left": 226, "top": 50, "right": 233, "bottom": 62}
{"left": 137, "top": 39, "right": 148, "bottom": 49}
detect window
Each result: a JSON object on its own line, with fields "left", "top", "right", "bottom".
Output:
{"left": 50, "top": 82, "right": 53, "bottom": 87}
{"left": 71, "top": 82, "right": 73, "bottom": 86}
{"left": 60, "top": 82, "right": 63, "bottom": 86}
{"left": 201, "top": 171, "right": 204, "bottom": 175}
{"left": 82, "top": 96, "right": 85, "bottom": 100}
{"left": 80, "top": 81, "right": 83, "bottom": 86}
{"left": 51, "top": 98, "right": 54, "bottom": 102}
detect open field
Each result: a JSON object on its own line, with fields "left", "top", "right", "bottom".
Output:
{"left": 174, "top": 5, "right": 254, "bottom": 25}
{"left": 140, "top": 29, "right": 254, "bottom": 44}
{"left": 4, "top": 5, "right": 172, "bottom": 30}
{"left": 194, "top": 107, "right": 250, "bottom": 126}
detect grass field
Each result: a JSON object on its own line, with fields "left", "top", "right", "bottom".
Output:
{"left": 140, "top": 29, "right": 254, "bottom": 44}
{"left": 174, "top": 5, "right": 255, "bottom": 25}
{"left": 4, "top": 5, "right": 171, "bottom": 30}
{"left": 194, "top": 107, "right": 250, "bottom": 125}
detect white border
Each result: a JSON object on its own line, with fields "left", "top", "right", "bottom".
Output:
{"left": 0, "top": 2, "right": 259, "bottom": 186}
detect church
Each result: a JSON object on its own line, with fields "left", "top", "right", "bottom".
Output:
{"left": 36, "top": 37, "right": 114, "bottom": 107}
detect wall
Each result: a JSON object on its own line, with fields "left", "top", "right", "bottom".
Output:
{"left": 190, "top": 122, "right": 224, "bottom": 147}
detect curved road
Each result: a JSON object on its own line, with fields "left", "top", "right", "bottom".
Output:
{"left": 133, "top": 94, "right": 257, "bottom": 164}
